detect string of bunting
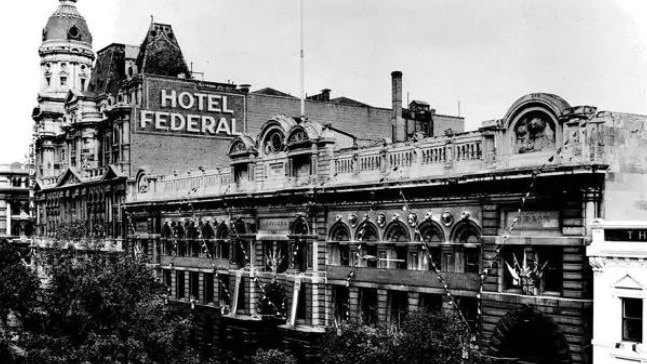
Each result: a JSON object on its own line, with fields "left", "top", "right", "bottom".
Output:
{"left": 477, "top": 131, "right": 578, "bottom": 320}
{"left": 400, "top": 190, "right": 473, "bottom": 334}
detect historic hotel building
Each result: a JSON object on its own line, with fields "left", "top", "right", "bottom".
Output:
{"left": 34, "top": 0, "right": 455, "bottom": 240}
{"left": 123, "top": 64, "right": 647, "bottom": 362}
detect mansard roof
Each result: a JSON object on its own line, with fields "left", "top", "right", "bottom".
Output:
{"left": 88, "top": 43, "right": 127, "bottom": 96}
{"left": 136, "top": 22, "right": 191, "bottom": 78}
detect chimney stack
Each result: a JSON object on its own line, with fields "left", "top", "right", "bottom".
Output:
{"left": 391, "top": 71, "right": 405, "bottom": 142}
{"left": 321, "top": 88, "right": 331, "bottom": 102}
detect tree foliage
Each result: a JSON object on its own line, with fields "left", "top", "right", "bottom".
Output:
{"left": 321, "top": 312, "right": 480, "bottom": 364}
{"left": 0, "top": 240, "right": 39, "bottom": 363}
{"left": 3, "top": 243, "right": 220, "bottom": 364}
{"left": 252, "top": 348, "right": 298, "bottom": 364}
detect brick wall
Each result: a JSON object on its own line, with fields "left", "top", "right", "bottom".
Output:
{"left": 246, "top": 94, "right": 392, "bottom": 140}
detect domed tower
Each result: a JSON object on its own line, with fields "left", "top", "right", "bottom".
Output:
{"left": 40, "top": 0, "right": 94, "bottom": 95}
{"left": 33, "top": 0, "right": 95, "bottom": 178}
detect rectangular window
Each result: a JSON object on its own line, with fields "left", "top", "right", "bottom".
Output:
{"left": 176, "top": 271, "right": 185, "bottom": 299}
{"left": 297, "top": 283, "right": 308, "bottom": 321}
{"left": 378, "top": 250, "right": 387, "bottom": 269}
{"left": 408, "top": 252, "right": 419, "bottom": 270}
{"left": 623, "top": 298, "right": 643, "bottom": 342}
{"left": 236, "top": 278, "right": 245, "bottom": 315}
{"left": 535, "top": 247, "right": 563, "bottom": 294}
{"left": 204, "top": 273, "right": 214, "bottom": 305}
{"left": 340, "top": 246, "right": 350, "bottom": 266}
{"left": 465, "top": 247, "right": 479, "bottom": 274}
{"left": 360, "top": 289, "right": 378, "bottom": 327}
{"left": 366, "top": 246, "right": 378, "bottom": 268}
{"left": 427, "top": 247, "right": 441, "bottom": 271}
{"left": 220, "top": 241, "right": 230, "bottom": 260}
{"left": 388, "top": 291, "right": 408, "bottom": 329}
{"left": 395, "top": 247, "right": 407, "bottom": 270}
{"left": 420, "top": 293, "right": 443, "bottom": 314}
{"left": 60, "top": 76, "right": 67, "bottom": 86}
{"left": 334, "top": 286, "right": 349, "bottom": 324}
{"left": 189, "top": 272, "right": 199, "bottom": 300}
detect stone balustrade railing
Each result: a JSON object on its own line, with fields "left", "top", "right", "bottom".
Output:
{"left": 133, "top": 130, "right": 607, "bottom": 202}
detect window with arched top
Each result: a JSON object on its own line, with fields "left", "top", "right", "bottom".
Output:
{"left": 385, "top": 222, "right": 410, "bottom": 242}
{"left": 329, "top": 223, "right": 351, "bottom": 242}
{"left": 453, "top": 222, "right": 481, "bottom": 274}
{"left": 175, "top": 224, "right": 187, "bottom": 256}
{"left": 356, "top": 222, "right": 379, "bottom": 242}
{"left": 292, "top": 217, "right": 309, "bottom": 236}
{"left": 417, "top": 222, "right": 444, "bottom": 243}
{"left": 202, "top": 223, "right": 216, "bottom": 240}
{"left": 161, "top": 223, "right": 173, "bottom": 256}
{"left": 263, "top": 129, "right": 285, "bottom": 155}
{"left": 215, "top": 223, "right": 231, "bottom": 260}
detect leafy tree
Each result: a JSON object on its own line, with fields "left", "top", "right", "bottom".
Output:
{"left": 321, "top": 312, "right": 480, "bottom": 364}
{"left": 252, "top": 348, "right": 298, "bottom": 364}
{"left": 17, "top": 246, "right": 220, "bottom": 364}
{"left": 393, "top": 311, "right": 479, "bottom": 364}
{"left": 320, "top": 320, "right": 395, "bottom": 364}
{"left": 0, "top": 239, "right": 39, "bottom": 363}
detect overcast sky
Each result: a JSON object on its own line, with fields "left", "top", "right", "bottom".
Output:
{"left": 0, "top": 0, "right": 645, "bottom": 164}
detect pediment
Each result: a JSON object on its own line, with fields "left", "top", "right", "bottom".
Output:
{"left": 101, "top": 165, "right": 125, "bottom": 182}
{"left": 56, "top": 168, "right": 83, "bottom": 188}
{"left": 614, "top": 274, "right": 643, "bottom": 291}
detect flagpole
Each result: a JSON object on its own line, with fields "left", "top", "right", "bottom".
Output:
{"left": 300, "top": 0, "right": 305, "bottom": 118}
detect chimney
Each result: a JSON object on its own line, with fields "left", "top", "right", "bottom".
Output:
{"left": 321, "top": 88, "right": 331, "bottom": 101}
{"left": 239, "top": 84, "right": 251, "bottom": 94}
{"left": 391, "top": 71, "right": 405, "bottom": 142}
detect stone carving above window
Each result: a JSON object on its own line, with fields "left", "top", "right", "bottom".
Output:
{"left": 288, "top": 130, "right": 309, "bottom": 145}
{"left": 263, "top": 130, "right": 284, "bottom": 154}
{"left": 513, "top": 111, "right": 556, "bottom": 154}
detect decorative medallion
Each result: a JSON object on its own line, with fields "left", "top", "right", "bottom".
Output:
{"left": 376, "top": 213, "right": 387, "bottom": 228}
{"left": 441, "top": 211, "right": 454, "bottom": 227}
{"left": 348, "top": 214, "right": 358, "bottom": 228}
{"left": 407, "top": 213, "right": 417, "bottom": 227}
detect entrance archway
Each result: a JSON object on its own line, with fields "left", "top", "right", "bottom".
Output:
{"left": 489, "top": 305, "right": 571, "bottom": 364}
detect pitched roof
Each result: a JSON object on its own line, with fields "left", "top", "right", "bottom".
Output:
{"left": 136, "top": 22, "right": 191, "bottom": 78}
{"left": 251, "top": 87, "right": 297, "bottom": 98}
{"left": 330, "top": 96, "right": 370, "bottom": 108}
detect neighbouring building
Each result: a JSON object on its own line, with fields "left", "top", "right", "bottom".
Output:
{"left": 0, "top": 163, "right": 32, "bottom": 240}
{"left": 33, "top": 0, "right": 455, "bottom": 242}
{"left": 123, "top": 74, "right": 647, "bottom": 362}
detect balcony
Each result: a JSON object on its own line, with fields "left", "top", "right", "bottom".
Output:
{"left": 130, "top": 129, "right": 607, "bottom": 204}
{"left": 326, "top": 265, "right": 481, "bottom": 292}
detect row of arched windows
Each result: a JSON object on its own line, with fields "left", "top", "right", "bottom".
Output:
{"left": 328, "top": 220, "right": 481, "bottom": 244}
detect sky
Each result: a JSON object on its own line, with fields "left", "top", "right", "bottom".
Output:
{"left": 0, "top": 0, "right": 645, "bottom": 164}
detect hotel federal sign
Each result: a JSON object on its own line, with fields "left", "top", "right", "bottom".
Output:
{"left": 138, "top": 79, "right": 245, "bottom": 137}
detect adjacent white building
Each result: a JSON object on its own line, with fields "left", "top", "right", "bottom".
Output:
{"left": 588, "top": 220, "right": 647, "bottom": 363}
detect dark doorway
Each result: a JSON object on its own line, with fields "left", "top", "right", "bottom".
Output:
{"left": 489, "top": 306, "right": 572, "bottom": 364}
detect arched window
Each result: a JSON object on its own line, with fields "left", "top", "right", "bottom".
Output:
{"left": 417, "top": 221, "right": 444, "bottom": 243}
{"left": 329, "top": 223, "right": 350, "bottom": 242}
{"left": 356, "top": 222, "right": 379, "bottom": 242}
{"left": 175, "top": 224, "right": 187, "bottom": 256}
{"left": 186, "top": 222, "right": 200, "bottom": 257}
{"left": 202, "top": 223, "right": 216, "bottom": 239}
{"left": 453, "top": 222, "right": 481, "bottom": 274}
{"left": 292, "top": 217, "right": 309, "bottom": 236}
{"left": 216, "top": 223, "right": 230, "bottom": 260}
{"left": 161, "top": 223, "right": 173, "bottom": 255}
{"left": 384, "top": 222, "right": 410, "bottom": 242}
